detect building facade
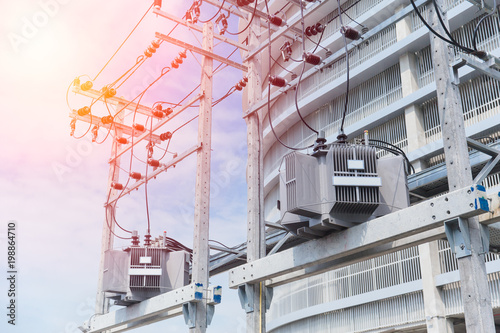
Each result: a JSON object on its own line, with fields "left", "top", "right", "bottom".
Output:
{"left": 254, "top": 0, "right": 500, "bottom": 331}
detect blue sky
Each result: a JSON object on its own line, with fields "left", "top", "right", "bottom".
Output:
{"left": 0, "top": 1, "right": 251, "bottom": 331}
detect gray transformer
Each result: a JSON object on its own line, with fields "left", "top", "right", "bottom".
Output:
{"left": 279, "top": 144, "right": 410, "bottom": 238}
{"left": 102, "top": 247, "right": 190, "bottom": 306}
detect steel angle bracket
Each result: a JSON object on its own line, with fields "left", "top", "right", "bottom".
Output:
{"left": 182, "top": 283, "right": 204, "bottom": 328}
{"left": 238, "top": 283, "right": 254, "bottom": 313}
{"left": 445, "top": 217, "right": 472, "bottom": 258}
{"left": 238, "top": 283, "right": 274, "bottom": 313}
{"left": 265, "top": 286, "right": 274, "bottom": 311}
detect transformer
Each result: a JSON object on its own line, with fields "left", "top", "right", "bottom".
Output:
{"left": 102, "top": 244, "right": 190, "bottom": 306}
{"left": 279, "top": 143, "right": 410, "bottom": 238}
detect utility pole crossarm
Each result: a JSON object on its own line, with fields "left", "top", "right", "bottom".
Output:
{"left": 155, "top": 33, "right": 248, "bottom": 72}
{"left": 71, "top": 87, "right": 156, "bottom": 117}
{"left": 69, "top": 111, "right": 162, "bottom": 143}
{"left": 153, "top": 8, "right": 248, "bottom": 51}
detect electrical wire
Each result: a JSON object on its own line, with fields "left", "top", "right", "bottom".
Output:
{"left": 209, "top": 239, "right": 237, "bottom": 250}
{"left": 198, "top": 0, "right": 226, "bottom": 23}
{"left": 105, "top": 189, "right": 132, "bottom": 240}
{"left": 409, "top": 0, "right": 477, "bottom": 54}
{"left": 337, "top": 0, "right": 350, "bottom": 136}
{"left": 225, "top": 0, "right": 258, "bottom": 36}
{"left": 264, "top": 0, "right": 314, "bottom": 151}
{"left": 362, "top": 139, "right": 415, "bottom": 174}
{"left": 472, "top": 0, "right": 498, "bottom": 52}
{"left": 93, "top": 3, "right": 153, "bottom": 81}
{"left": 270, "top": 55, "right": 294, "bottom": 74}
{"left": 292, "top": 0, "right": 319, "bottom": 135}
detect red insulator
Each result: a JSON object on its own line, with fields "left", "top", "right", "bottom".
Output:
{"left": 239, "top": 79, "right": 247, "bottom": 87}
{"left": 269, "top": 15, "right": 285, "bottom": 27}
{"left": 103, "top": 86, "right": 116, "bottom": 98}
{"left": 160, "top": 131, "right": 172, "bottom": 141}
{"left": 171, "top": 61, "right": 179, "bottom": 69}
{"left": 175, "top": 56, "right": 183, "bottom": 64}
{"left": 101, "top": 115, "right": 113, "bottom": 124}
{"left": 130, "top": 172, "right": 142, "bottom": 180}
{"left": 133, "top": 123, "right": 145, "bottom": 131}
{"left": 306, "top": 26, "right": 317, "bottom": 36}
{"left": 179, "top": 50, "right": 187, "bottom": 59}
{"left": 153, "top": 110, "right": 165, "bottom": 118}
{"left": 77, "top": 106, "right": 91, "bottom": 116}
{"left": 111, "top": 182, "right": 124, "bottom": 190}
{"left": 315, "top": 23, "right": 325, "bottom": 33}
{"left": 269, "top": 76, "right": 287, "bottom": 87}
{"left": 186, "top": 11, "right": 193, "bottom": 24}
{"left": 155, "top": 104, "right": 163, "bottom": 111}
{"left": 164, "top": 107, "right": 173, "bottom": 115}
{"left": 235, "top": 83, "right": 243, "bottom": 91}
{"left": 343, "top": 27, "right": 360, "bottom": 40}
{"left": 148, "top": 159, "right": 160, "bottom": 167}
{"left": 304, "top": 53, "right": 321, "bottom": 65}
{"left": 145, "top": 49, "right": 153, "bottom": 58}
{"left": 81, "top": 81, "right": 93, "bottom": 91}
{"left": 117, "top": 137, "right": 128, "bottom": 144}
{"left": 151, "top": 39, "right": 161, "bottom": 49}
{"left": 147, "top": 45, "right": 157, "bottom": 54}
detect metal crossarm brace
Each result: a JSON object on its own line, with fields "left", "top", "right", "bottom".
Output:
{"left": 109, "top": 94, "right": 202, "bottom": 163}
{"left": 153, "top": 8, "right": 248, "bottom": 51}
{"left": 466, "top": 138, "right": 500, "bottom": 184}
{"left": 228, "top": 185, "right": 492, "bottom": 288}
{"left": 68, "top": 111, "right": 162, "bottom": 143}
{"left": 155, "top": 32, "right": 248, "bottom": 72}
{"left": 107, "top": 145, "right": 201, "bottom": 204}
{"left": 71, "top": 87, "right": 156, "bottom": 117}
{"left": 452, "top": 54, "right": 500, "bottom": 83}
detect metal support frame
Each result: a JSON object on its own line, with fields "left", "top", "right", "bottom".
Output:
{"left": 190, "top": 22, "right": 214, "bottom": 333}
{"left": 243, "top": 8, "right": 266, "bottom": 332}
{"left": 155, "top": 33, "right": 248, "bottom": 72}
{"left": 451, "top": 54, "right": 500, "bottom": 83}
{"left": 228, "top": 185, "right": 494, "bottom": 288}
{"left": 430, "top": 0, "right": 495, "bottom": 329}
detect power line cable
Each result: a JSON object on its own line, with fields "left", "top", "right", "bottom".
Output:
{"left": 264, "top": 0, "right": 314, "bottom": 151}
{"left": 337, "top": 0, "right": 350, "bottom": 139}
{"left": 93, "top": 3, "right": 153, "bottom": 81}
{"left": 225, "top": 0, "right": 258, "bottom": 35}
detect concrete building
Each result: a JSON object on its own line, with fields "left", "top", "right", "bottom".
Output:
{"left": 250, "top": 0, "right": 500, "bottom": 331}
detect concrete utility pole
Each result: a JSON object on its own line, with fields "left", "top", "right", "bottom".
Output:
{"left": 95, "top": 109, "right": 124, "bottom": 315}
{"left": 244, "top": 14, "right": 266, "bottom": 333}
{"left": 190, "top": 22, "right": 214, "bottom": 333}
{"left": 429, "top": 1, "right": 495, "bottom": 331}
